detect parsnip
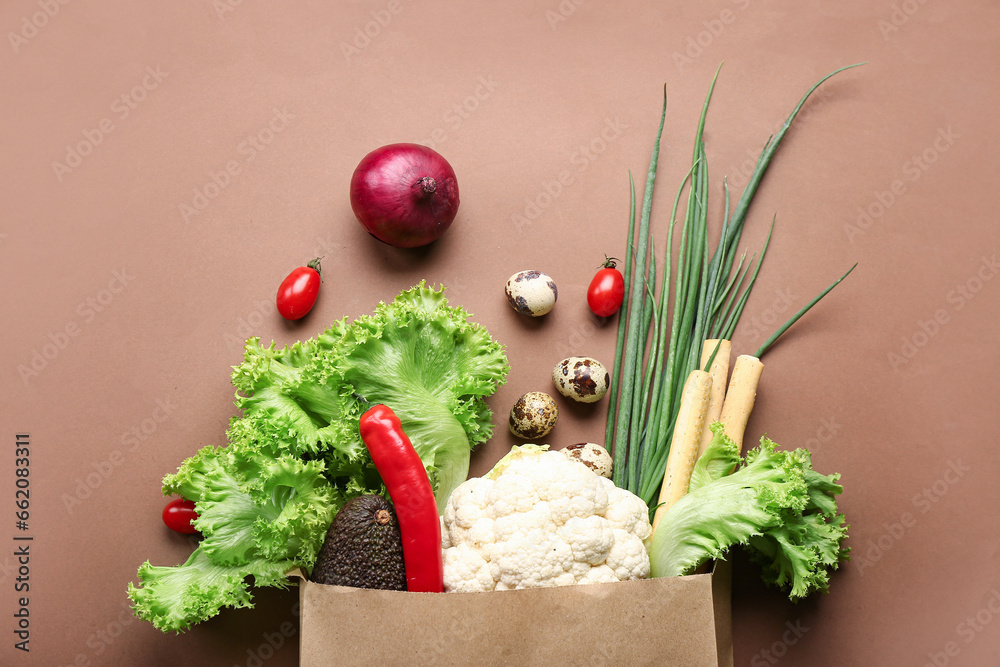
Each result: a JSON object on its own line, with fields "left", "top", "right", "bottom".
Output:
{"left": 718, "top": 355, "right": 764, "bottom": 454}
{"left": 651, "top": 369, "right": 713, "bottom": 533}
{"left": 697, "top": 339, "right": 732, "bottom": 458}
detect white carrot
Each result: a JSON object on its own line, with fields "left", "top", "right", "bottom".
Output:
{"left": 651, "top": 370, "right": 713, "bottom": 533}
{"left": 718, "top": 355, "right": 764, "bottom": 455}
{"left": 697, "top": 339, "right": 732, "bottom": 458}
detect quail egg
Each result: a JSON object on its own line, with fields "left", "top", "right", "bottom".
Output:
{"left": 504, "top": 270, "right": 557, "bottom": 316}
{"left": 551, "top": 356, "right": 610, "bottom": 403}
{"left": 563, "top": 442, "right": 614, "bottom": 478}
{"left": 508, "top": 391, "right": 559, "bottom": 439}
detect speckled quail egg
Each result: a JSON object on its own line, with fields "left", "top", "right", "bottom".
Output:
{"left": 504, "top": 270, "right": 558, "bottom": 316}
{"left": 508, "top": 391, "right": 559, "bottom": 439}
{"left": 562, "top": 442, "right": 614, "bottom": 478}
{"left": 551, "top": 356, "right": 610, "bottom": 403}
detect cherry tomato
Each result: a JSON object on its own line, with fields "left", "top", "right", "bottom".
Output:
{"left": 276, "top": 258, "right": 322, "bottom": 320}
{"left": 587, "top": 257, "right": 625, "bottom": 317}
{"left": 162, "top": 498, "right": 199, "bottom": 534}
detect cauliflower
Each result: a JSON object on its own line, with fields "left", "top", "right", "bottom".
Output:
{"left": 441, "top": 446, "right": 652, "bottom": 592}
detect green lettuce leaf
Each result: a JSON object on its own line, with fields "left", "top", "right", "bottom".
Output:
{"left": 128, "top": 548, "right": 290, "bottom": 633}
{"left": 129, "top": 283, "right": 508, "bottom": 631}
{"left": 649, "top": 423, "right": 849, "bottom": 599}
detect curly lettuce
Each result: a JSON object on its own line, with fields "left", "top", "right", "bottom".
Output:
{"left": 128, "top": 283, "right": 509, "bottom": 631}
{"left": 649, "top": 423, "right": 849, "bottom": 599}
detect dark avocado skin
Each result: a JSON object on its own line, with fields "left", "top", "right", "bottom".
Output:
{"left": 310, "top": 495, "right": 407, "bottom": 590}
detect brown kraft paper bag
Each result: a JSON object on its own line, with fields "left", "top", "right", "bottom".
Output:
{"left": 294, "top": 560, "right": 732, "bottom": 666}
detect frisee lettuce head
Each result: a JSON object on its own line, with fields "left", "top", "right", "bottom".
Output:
{"left": 129, "top": 282, "right": 508, "bottom": 631}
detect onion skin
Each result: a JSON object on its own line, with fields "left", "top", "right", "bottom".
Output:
{"left": 350, "top": 143, "right": 460, "bottom": 248}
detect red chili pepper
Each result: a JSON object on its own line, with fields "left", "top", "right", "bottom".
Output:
{"left": 358, "top": 404, "right": 443, "bottom": 593}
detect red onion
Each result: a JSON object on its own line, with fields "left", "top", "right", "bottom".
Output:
{"left": 349, "top": 143, "right": 460, "bottom": 248}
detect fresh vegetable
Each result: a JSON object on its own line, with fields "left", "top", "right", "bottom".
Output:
{"left": 605, "top": 65, "right": 863, "bottom": 507}
{"left": 587, "top": 257, "right": 625, "bottom": 317}
{"left": 161, "top": 498, "right": 199, "bottom": 534}
{"left": 649, "top": 424, "right": 849, "bottom": 600}
{"left": 359, "top": 404, "right": 443, "bottom": 593}
{"left": 128, "top": 283, "right": 508, "bottom": 631}
{"left": 562, "top": 442, "right": 613, "bottom": 479}
{"left": 276, "top": 258, "right": 322, "bottom": 321}
{"left": 508, "top": 391, "right": 559, "bottom": 439}
{"left": 718, "top": 354, "right": 764, "bottom": 455}
{"left": 350, "top": 143, "right": 460, "bottom": 248}
{"left": 440, "top": 445, "right": 652, "bottom": 592}
{"left": 650, "top": 369, "right": 712, "bottom": 533}
{"left": 551, "top": 356, "right": 610, "bottom": 403}
{"left": 310, "top": 495, "right": 406, "bottom": 591}
{"left": 504, "top": 270, "right": 558, "bottom": 316}
{"left": 132, "top": 450, "right": 336, "bottom": 632}
{"left": 697, "top": 339, "right": 731, "bottom": 458}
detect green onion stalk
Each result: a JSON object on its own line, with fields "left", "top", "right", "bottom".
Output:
{"left": 605, "top": 64, "right": 863, "bottom": 507}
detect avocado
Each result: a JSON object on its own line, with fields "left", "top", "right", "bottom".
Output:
{"left": 310, "top": 494, "right": 407, "bottom": 590}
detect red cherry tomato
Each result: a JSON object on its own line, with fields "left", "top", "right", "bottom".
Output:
{"left": 162, "top": 498, "right": 199, "bottom": 534}
{"left": 276, "top": 258, "right": 322, "bottom": 320}
{"left": 587, "top": 257, "right": 625, "bottom": 317}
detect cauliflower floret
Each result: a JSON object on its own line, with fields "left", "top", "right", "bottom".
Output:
{"left": 494, "top": 528, "right": 576, "bottom": 589}
{"left": 445, "top": 477, "right": 494, "bottom": 527}
{"left": 443, "top": 543, "right": 496, "bottom": 592}
{"left": 488, "top": 472, "right": 540, "bottom": 517}
{"left": 526, "top": 452, "right": 609, "bottom": 524}
{"left": 441, "top": 445, "right": 652, "bottom": 592}
{"left": 558, "top": 515, "right": 615, "bottom": 566}
{"left": 464, "top": 517, "right": 496, "bottom": 552}
{"left": 603, "top": 481, "right": 653, "bottom": 541}
{"left": 605, "top": 529, "right": 650, "bottom": 581}
{"left": 444, "top": 477, "right": 497, "bottom": 548}
{"left": 493, "top": 500, "right": 556, "bottom": 542}
{"left": 577, "top": 564, "right": 619, "bottom": 585}
{"left": 440, "top": 515, "right": 451, "bottom": 549}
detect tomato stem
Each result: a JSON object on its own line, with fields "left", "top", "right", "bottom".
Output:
{"left": 307, "top": 257, "right": 323, "bottom": 280}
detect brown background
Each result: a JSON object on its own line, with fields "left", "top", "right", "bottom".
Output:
{"left": 2, "top": 1, "right": 998, "bottom": 665}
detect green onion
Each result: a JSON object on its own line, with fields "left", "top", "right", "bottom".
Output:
{"left": 753, "top": 263, "right": 858, "bottom": 358}
{"left": 607, "top": 64, "right": 863, "bottom": 506}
